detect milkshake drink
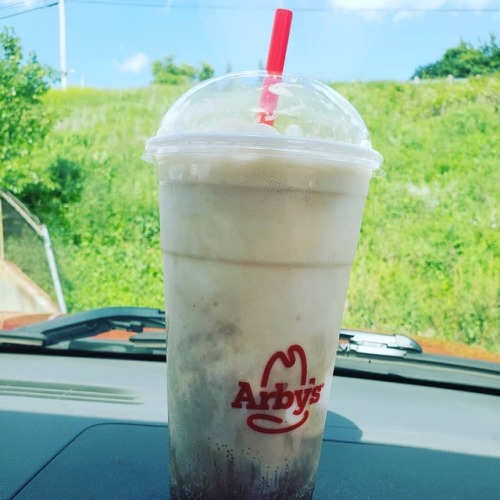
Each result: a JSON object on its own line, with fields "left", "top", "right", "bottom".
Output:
{"left": 143, "top": 71, "right": 383, "bottom": 499}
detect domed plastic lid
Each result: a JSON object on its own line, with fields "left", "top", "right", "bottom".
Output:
{"left": 143, "top": 70, "right": 382, "bottom": 172}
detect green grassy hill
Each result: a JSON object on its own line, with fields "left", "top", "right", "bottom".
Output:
{"left": 40, "top": 76, "right": 499, "bottom": 351}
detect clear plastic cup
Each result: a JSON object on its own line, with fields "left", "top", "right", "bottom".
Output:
{"left": 143, "top": 70, "right": 383, "bottom": 499}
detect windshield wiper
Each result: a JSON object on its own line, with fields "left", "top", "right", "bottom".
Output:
{"left": 338, "top": 330, "right": 422, "bottom": 357}
{"left": 3, "top": 310, "right": 498, "bottom": 394}
{"left": 336, "top": 330, "right": 500, "bottom": 395}
{"left": 0, "top": 307, "right": 166, "bottom": 347}
{"left": 130, "top": 329, "right": 424, "bottom": 355}
{"left": 128, "top": 329, "right": 423, "bottom": 355}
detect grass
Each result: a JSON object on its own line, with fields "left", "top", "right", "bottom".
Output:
{"left": 39, "top": 76, "right": 499, "bottom": 352}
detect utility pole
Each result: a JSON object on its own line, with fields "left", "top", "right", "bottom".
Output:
{"left": 59, "top": 0, "right": 67, "bottom": 90}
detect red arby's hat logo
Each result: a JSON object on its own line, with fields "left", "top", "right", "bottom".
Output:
{"left": 231, "top": 344, "right": 325, "bottom": 434}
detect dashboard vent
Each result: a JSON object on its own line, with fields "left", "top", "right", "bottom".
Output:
{"left": 0, "top": 379, "right": 141, "bottom": 404}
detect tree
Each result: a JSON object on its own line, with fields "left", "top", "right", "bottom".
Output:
{"left": 152, "top": 55, "right": 215, "bottom": 84}
{"left": 199, "top": 61, "right": 215, "bottom": 81}
{"left": 0, "top": 28, "right": 82, "bottom": 216}
{"left": 412, "top": 34, "right": 500, "bottom": 79}
{"left": 0, "top": 29, "right": 55, "bottom": 165}
{"left": 152, "top": 55, "right": 198, "bottom": 85}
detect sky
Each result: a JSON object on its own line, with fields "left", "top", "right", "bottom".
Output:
{"left": 0, "top": 0, "right": 499, "bottom": 88}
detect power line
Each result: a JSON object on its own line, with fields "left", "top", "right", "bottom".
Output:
{"left": 67, "top": 0, "right": 500, "bottom": 12}
{"left": 1, "top": 0, "right": 499, "bottom": 20}
{"left": 0, "top": 2, "right": 57, "bottom": 20}
{"left": 68, "top": 0, "right": 166, "bottom": 6}
{"left": 0, "top": 0, "right": 42, "bottom": 11}
{"left": 0, "top": 0, "right": 32, "bottom": 9}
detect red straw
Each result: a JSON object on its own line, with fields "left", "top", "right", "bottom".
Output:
{"left": 258, "top": 9, "right": 293, "bottom": 126}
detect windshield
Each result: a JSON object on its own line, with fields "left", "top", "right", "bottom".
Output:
{"left": 0, "top": 1, "right": 498, "bottom": 368}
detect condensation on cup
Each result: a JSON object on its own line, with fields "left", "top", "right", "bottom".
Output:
{"left": 143, "top": 71, "right": 383, "bottom": 499}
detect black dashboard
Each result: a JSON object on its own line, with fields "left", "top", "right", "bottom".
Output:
{"left": 1, "top": 352, "right": 499, "bottom": 499}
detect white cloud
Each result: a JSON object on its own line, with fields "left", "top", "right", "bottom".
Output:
{"left": 393, "top": 9, "right": 418, "bottom": 22}
{"left": 114, "top": 52, "right": 150, "bottom": 74}
{"left": 327, "top": 0, "right": 497, "bottom": 22}
{"left": 328, "top": 0, "right": 494, "bottom": 8}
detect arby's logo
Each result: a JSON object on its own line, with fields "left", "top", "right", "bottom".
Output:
{"left": 231, "top": 344, "right": 325, "bottom": 434}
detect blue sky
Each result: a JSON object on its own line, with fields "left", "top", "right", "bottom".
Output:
{"left": 1, "top": 0, "right": 499, "bottom": 88}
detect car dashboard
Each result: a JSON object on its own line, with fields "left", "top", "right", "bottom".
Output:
{"left": 1, "top": 350, "right": 499, "bottom": 499}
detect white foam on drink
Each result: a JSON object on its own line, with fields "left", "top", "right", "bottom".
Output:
{"left": 158, "top": 119, "right": 282, "bottom": 137}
